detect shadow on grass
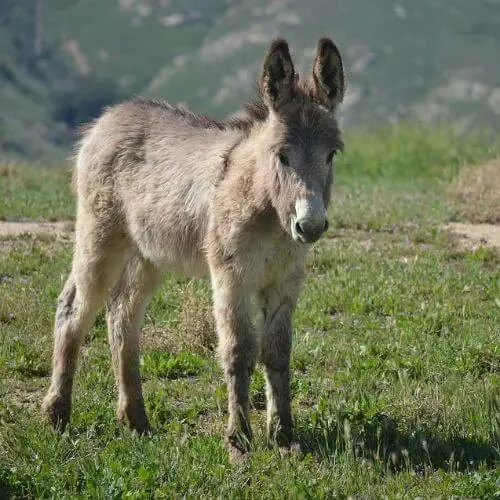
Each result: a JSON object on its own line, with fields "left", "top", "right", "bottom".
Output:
{"left": 296, "top": 411, "right": 499, "bottom": 473}
{"left": 0, "top": 470, "right": 25, "bottom": 499}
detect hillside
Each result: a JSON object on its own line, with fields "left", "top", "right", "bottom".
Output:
{"left": 1, "top": 0, "right": 500, "bottom": 161}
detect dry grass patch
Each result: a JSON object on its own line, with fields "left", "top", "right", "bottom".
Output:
{"left": 178, "top": 280, "right": 216, "bottom": 353}
{"left": 0, "top": 234, "right": 71, "bottom": 258}
{"left": 142, "top": 280, "right": 216, "bottom": 355}
{"left": 449, "top": 158, "right": 500, "bottom": 224}
{"left": 0, "top": 221, "right": 74, "bottom": 238}
{"left": 0, "top": 378, "right": 46, "bottom": 418}
{"left": 443, "top": 223, "right": 500, "bottom": 250}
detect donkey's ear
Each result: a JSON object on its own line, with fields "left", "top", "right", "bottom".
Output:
{"left": 259, "top": 38, "right": 296, "bottom": 110}
{"left": 311, "top": 37, "right": 345, "bottom": 110}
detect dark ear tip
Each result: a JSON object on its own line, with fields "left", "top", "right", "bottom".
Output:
{"left": 268, "top": 38, "right": 290, "bottom": 56}
{"left": 317, "top": 37, "right": 340, "bottom": 57}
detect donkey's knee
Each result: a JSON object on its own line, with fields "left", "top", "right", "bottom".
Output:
{"left": 51, "top": 275, "right": 93, "bottom": 362}
{"left": 218, "top": 334, "right": 258, "bottom": 376}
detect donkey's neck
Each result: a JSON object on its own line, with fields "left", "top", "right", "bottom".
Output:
{"left": 220, "top": 123, "right": 278, "bottom": 217}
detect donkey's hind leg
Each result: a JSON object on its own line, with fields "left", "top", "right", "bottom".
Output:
{"left": 42, "top": 229, "right": 127, "bottom": 431}
{"left": 106, "top": 257, "right": 161, "bottom": 433}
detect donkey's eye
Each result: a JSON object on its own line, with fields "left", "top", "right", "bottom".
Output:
{"left": 326, "top": 150, "right": 337, "bottom": 164}
{"left": 278, "top": 152, "right": 290, "bottom": 166}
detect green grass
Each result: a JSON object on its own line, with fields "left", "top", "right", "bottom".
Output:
{"left": 0, "top": 124, "right": 499, "bottom": 497}
{"left": 0, "top": 163, "right": 74, "bottom": 221}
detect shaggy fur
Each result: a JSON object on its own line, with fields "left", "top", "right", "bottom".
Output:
{"left": 42, "top": 37, "right": 346, "bottom": 456}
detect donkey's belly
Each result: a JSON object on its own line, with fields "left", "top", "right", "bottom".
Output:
{"left": 160, "top": 252, "right": 209, "bottom": 278}
{"left": 128, "top": 214, "right": 209, "bottom": 278}
{"left": 139, "top": 237, "right": 208, "bottom": 277}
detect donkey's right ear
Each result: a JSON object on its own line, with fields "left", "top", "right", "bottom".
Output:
{"left": 259, "top": 38, "right": 296, "bottom": 110}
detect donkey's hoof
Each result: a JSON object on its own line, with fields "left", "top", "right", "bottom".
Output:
{"left": 226, "top": 441, "right": 249, "bottom": 463}
{"left": 267, "top": 425, "right": 294, "bottom": 450}
{"left": 279, "top": 441, "right": 302, "bottom": 457}
{"left": 117, "top": 407, "right": 151, "bottom": 435}
{"left": 130, "top": 422, "right": 153, "bottom": 436}
{"left": 225, "top": 433, "right": 251, "bottom": 463}
{"left": 42, "top": 394, "right": 70, "bottom": 432}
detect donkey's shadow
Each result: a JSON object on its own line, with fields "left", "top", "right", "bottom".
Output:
{"left": 294, "top": 412, "right": 498, "bottom": 473}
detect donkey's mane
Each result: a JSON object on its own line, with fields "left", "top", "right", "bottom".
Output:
{"left": 131, "top": 93, "right": 270, "bottom": 134}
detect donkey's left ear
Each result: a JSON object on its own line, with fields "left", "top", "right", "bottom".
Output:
{"left": 311, "top": 37, "right": 346, "bottom": 110}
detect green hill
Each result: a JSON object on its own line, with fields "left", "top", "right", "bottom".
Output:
{"left": 2, "top": 0, "right": 500, "bottom": 161}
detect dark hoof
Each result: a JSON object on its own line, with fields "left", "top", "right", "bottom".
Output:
{"left": 226, "top": 440, "right": 250, "bottom": 463}
{"left": 117, "top": 407, "right": 151, "bottom": 435}
{"left": 279, "top": 441, "right": 302, "bottom": 456}
{"left": 225, "top": 432, "right": 251, "bottom": 463}
{"left": 268, "top": 425, "right": 293, "bottom": 449}
{"left": 42, "top": 394, "right": 71, "bottom": 432}
{"left": 130, "top": 422, "right": 153, "bottom": 436}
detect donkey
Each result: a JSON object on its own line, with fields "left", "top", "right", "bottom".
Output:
{"left": 42, "top": 37, "right": 346, "bottom": 456}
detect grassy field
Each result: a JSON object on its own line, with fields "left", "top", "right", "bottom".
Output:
{"left": 0, "top": 124, "right": 499, "bottom": 498}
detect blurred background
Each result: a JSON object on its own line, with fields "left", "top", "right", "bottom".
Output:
{"left": 1, "top": 0, "right": 500, "bottom": 163}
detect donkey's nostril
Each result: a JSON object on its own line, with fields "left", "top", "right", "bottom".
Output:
{"left": 324, "top": 219, "right": 329, "bottom": 232}
{"left": 295, "top": 220, "right": 304, "bottom": 235}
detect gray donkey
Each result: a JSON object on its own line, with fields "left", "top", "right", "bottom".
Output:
{"left": 42, "top": 37, "right": 346, "bottom": 457}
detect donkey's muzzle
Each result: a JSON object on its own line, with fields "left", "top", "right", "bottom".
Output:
{"left": 294, "top": 217, "right": 328, "bottom": 243}
{"left": 291, "top": 195, "right": 328, "bottom": 243}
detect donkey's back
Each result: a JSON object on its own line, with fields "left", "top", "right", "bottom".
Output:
{"left": 75, "top": 98, "right": 242, "bottom": 274}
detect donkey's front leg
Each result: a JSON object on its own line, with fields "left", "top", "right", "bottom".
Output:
{"left": 259, "top": 277, "right": 302, "bottom": 448}
{"left": 211, "top": 272, "right": 257, "bottom": 457}
{"left": 261, "top": 300, "right": 293, "bottom": 446}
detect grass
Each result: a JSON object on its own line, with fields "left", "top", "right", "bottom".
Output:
{"left": 0, "top": 162, "right": 74, "bottom": 221}
{"left": 0, "top": 124, "right": 499, "bottom": 497}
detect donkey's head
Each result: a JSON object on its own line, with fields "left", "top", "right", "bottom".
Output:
{"left": 258, "top": 38, "right": 345, "bottom": 244}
